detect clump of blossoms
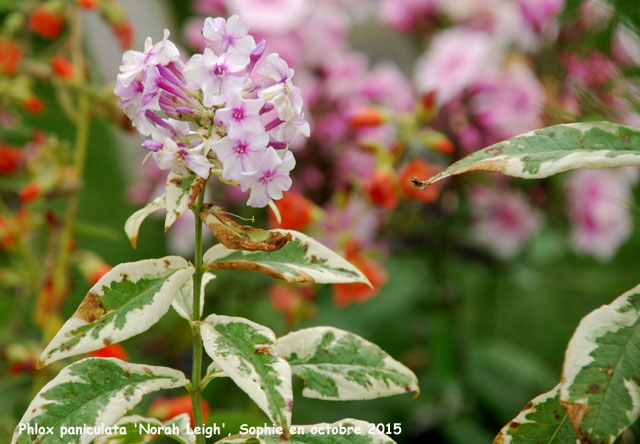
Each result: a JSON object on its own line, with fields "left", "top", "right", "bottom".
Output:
{"left": 115, "top": 15, "right": 309, "bottom": 208}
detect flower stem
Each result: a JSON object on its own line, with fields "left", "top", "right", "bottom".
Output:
{"left": 190, "top": 190, "right": 206, "bottom": 444}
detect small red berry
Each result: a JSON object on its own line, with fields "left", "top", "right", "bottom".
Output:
{"left": 29, "top": 5, "right": 65, "bottom": 39}
{"left": 19, "top": 183, "right": 40, "bottom": 202}
{"left": 51, "top": 56, "right": 75, "bottom": 79}
{"left": 22, "top": 97, "right": 45, "bottom": 114}
{"left": 0, "top": 144, "right": 21, "bottom": 174}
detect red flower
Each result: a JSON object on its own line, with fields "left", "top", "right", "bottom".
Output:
{"left": 0, "top": 144, "right": 21, "bottom": 174}
{"left": 78, "top": 0, "right": 97, "bottom": 9}
{"left": 269, "top": 284, "right": 314, "bottom": 321}
{"left": 0, "top": 39, "right": 22, "bottom": 75}
{"left": 333, "top": 247, "right": 388, "bottom": 307}
{"left": 51, "top": 56, "right": 75, "bottom": 79}
{"left": 22, "top": 97, "right": 45, "bottom": 114}
{"left": 150, "top": 395, "right": 210, "bottom": 427}
{"left": 349, "top": 108, "right": 385, "bottom": 128}
{"left": 398, "top": 158, "right": 441, "bottom": 204}
{"left": 89, "top": 344, "right": 129, "bottom": 361}
{"left": 29, "top": 5, "right": 65, "bottom": 39}
{"left": 19, "top": 182, "right": 40, "bottom": 202}
{"left": 269, "top": 191, "right": 314, "bottom": 230}
{"left": 90, "top": 264, "right": 112, "bottom": 286}
{"left": 363, "top": 170, "right": 398, "bottom": 210}
{"left": 112, "top": 21, "right": 134, "bottom": 50}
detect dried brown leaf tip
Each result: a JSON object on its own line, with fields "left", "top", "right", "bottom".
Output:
{"left": 200, "top": 204, "right": 292, "bottom": 252}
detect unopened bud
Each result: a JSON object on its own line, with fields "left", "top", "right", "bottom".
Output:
{"left": 349, "top": 108, "right": 385, "bottom": 128}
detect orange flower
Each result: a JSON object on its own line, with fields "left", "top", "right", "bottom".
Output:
{"left": 112, "top": 21, "right": 134, "bottom": 50}
{"left": 29, "top": 4, "right": 65, "bottom": 39}
{"left": 349, "top": 108, "right": 385, "bottom": 128}
{"left": 90, "top": 264, "right": 112, "bottom": 286}
{"left": 0, "top": 144, "right": 21, "bottom": 174}
{"left": 150, "top": 395, "right": 210, "bottom": 427}
{"left": 19, "top": 182, "right": 40, "bottom": 202}
{"left": 78, "top": 0, "right": 97, "bottom": 9}
{"left": 363, "top": 169, "right": 398, "bottom": 210}
{"left": 22, "top": 97, "right": 45, "bottom": 114}
{"left": 51, "top": 56, "right": 75, "bottom": 79}
{"left": 269, "top": 191, "right": 314, "bottom": 230}
{"left": 0, "top": 39, "right": 22, "bottom": 75}
{"left": 398, "top": 158, "right": 441, "bottom": 204}
{"left": 333, "top": 246, "right": 388, "bottom": 306}
{"left": 89, "top": 344, "right": 129, "bottom": 361}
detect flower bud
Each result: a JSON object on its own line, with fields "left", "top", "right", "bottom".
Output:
{"left": 417, "top": 129, "right": 455, "bottom": 154}
{"left": 19, "top": 182, "right": 41, "bottom": 202}
{"left": 333, "top": 247, "right": 388, "bottom": 307}
{"left": 22, "top": 97, "right": 45, "bottom": 114}
{"left": 349, "top": 107, "right": 385, "bottom": 128}
{"left": 78, "top": 0, "right": 97, "bottom": 9}
{"left": 0, "top": 39, "right": 22, "bottom": 75}
{"left": 112, "top": 21, "right": 134, "bottom": 50}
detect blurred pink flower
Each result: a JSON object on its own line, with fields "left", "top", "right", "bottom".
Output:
{"left": 470, "top": 186, "right": 542, "bottom": 258}
{"left": 470, "top": 61, "right": 545, "bottom": 141}
{"left": 515, "top": 0, "right": 564, "bottom": 33}
{"left": 564, "top": 51, "right": 618, "bottom": 90}
{"left": 362, "top": 63, "right": 415, "bottom": 112}
{"left": 378, "top": 0, "right": 438, "bottom": 32}
{"left": 579, "top": 0, "right": 613, "bottom": 31}
{"left": 182, "top": 18, "right": 207, "bottom": 53}
{"left": 414, "top": 28, "right": 497, "bottom": 104}
{"left": 226, "top": 0, "right": 309, "bottom": 34}
{"left": 194, "top": 0, "right": 226, "bottom": 15}
{"left": 612, "top": 25, "right": 640, "bottom": 67}
{"left": 567, "top": 169, "right": 634, "bottom": 261}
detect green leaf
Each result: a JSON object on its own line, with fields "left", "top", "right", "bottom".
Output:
{"left": 199, "top": 315, "right": 293, "bottom": 428}
{"left": 94, "top": 414, "right": 195, "bottom": 444}
{"left": 216, "top": 419, "right": 396, "bottom": 444}
{"left": 124, "top": 195, "right": 165, "bottom": 249}
{"left": 560, "top": 283, "right": 640, "bottom": 443}
{"left": 203, "top": 230, "right": 371, "bottom": 285}
{"left": 274, "top": 327, "right": 419, "bottom": 400}
{"left": 172, "top": 272, "right": 215, "bottom": 321}
{"left": 493, "top": 384, "right": 579, "bottom": 444}
{"left": 413, "top": 122, "right": 640, "bottom": 188}
{"left": 11, "top": 358, "right": 188, "bottom": 444}
{"left": 202, "top": 361, "right": 227, "bottom": 389}
{"left": 165, "top": 172, "right": 207, "bottom": 231}
{"left": 39, "top": 257, "right": 194, "bottom": 367}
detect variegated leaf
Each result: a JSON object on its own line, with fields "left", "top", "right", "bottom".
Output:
{"left": 199, "top": 315, "right": 292, "bottom": 428}
{"left": 39, "top": 257, "right": 194, "bottom": 367}
{"left": 94, "top": 414, "right": 195, "bottom": 444}
{"left": 274, "top": 327, "right": 419, "bottom": 400}
{"left": 203, "top": 230, "right": 370, "bottom": 285}
{"left": 171, "top": 272, "right": 215, "bottom": 321}
{"left": 124, "top": 195, "right": 166, "bottom": 249}
{"left": 559, "top": 283, "right": 640, "bottom": 444}
{"left": 165, "top": 172, "right": 208, "bottom": 231}
{"left": 493, "top": 384, "right": 579, "bottom": 444}
{"left": 215, "top": 419, "right": 396, "bottom": 444}
{"left": 12, "top": 358, "right": 188, "bottom": 444}
{"left": 413, "top": 122, "right": 640, "bottom": 189}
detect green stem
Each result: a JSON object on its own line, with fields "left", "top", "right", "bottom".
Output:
{"left": 190, "top": 190, "right": 206, "bottom": 444}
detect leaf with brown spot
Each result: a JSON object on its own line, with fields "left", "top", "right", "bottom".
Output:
{"left": 413, "top": 122, "right": 640, "bottom": 189}
{"left": 200, "top": 204, "right": 292, "bottom": 252}
{"left": 39, "top": 257, "right": 194, "bottom": 368}
{"left": 493, "top": 384, "right": 579, "bottom": 444}
{"left": 165, "top": 172, "right": 209, "bottom": 231}
{"left": 203, "top": 230, "right": 370, "bottom": 285}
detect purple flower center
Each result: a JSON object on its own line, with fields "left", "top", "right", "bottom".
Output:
{"left": 212, "top": 63, "right": 228, "bottom": 77}
{"left": 177, "top": 149, "right": 189, "bottom": 160}
{"left": 234, "top": 141, "right": 248, "bottom": 155}
{"left": 232, "top": 107, "right": 245, "bottom": 121}
{"left": 259, "top": 170, "right": 276, "bottom": 184}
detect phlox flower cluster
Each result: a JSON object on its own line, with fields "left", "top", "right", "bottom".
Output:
{"left": 115, "top": 15, "right": 309, "bottom": 208}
